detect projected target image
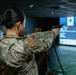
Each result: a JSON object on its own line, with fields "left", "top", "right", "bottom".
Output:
{"left": 59, "top": 16, "right": 76, "bottom": 45}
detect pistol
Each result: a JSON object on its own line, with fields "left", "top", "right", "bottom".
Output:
{"left": 52, "top": 24, "right": 63, "bottom": 29}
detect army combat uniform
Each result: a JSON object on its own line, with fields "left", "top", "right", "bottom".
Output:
{"left": 0, "top": 31, "right": 56, "bottom": 75}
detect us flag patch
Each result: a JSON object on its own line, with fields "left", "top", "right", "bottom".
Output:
{"left": 26, "top": 38, "right": 36, "bottom": 47}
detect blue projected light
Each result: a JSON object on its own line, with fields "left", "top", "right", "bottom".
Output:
{"left": 59, "top": 16, "right": 76, "bottom": 45}
{"left": 60, "top": 17, "right": 67, "bottom": 24}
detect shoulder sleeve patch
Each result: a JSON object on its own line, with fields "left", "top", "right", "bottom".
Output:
{"left": 26, "top": 38, "right": 36, "bottom": 47}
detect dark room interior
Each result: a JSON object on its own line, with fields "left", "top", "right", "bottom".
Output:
{"left": 0, "top": 0, "right": 76, "bottom": 75}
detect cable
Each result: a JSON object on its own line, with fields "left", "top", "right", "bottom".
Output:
{"left": 52, "top": 43, "right": 64, "bottom": 75}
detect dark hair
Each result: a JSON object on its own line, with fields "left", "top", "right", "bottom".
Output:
{"left": 0, "top": 7, "right": 25, "bottom": 29}
{"left": 0, "top": 17, "right": 4, "bottom": 26}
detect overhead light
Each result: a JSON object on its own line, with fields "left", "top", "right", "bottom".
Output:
{"left": 29, "top": 4, "right": 34, "bottom": 8}
{"left": 51, "top": 12, "right": 54, "bottom": 14}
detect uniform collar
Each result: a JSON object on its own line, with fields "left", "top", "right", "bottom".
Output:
{"left": 4, "top": 34, "right": 19, "bottom": 38}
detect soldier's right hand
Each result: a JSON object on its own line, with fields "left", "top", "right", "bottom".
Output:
{"left": 52, "top": 28, "right": 60, "bottom": 36}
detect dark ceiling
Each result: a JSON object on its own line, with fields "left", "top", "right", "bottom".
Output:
{"left": 0, "top": 0, "right": 76, "bottom": 18}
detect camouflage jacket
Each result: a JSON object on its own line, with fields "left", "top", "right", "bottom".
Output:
{"left": 0, "top": 31, "right": 56, "bottom": 75}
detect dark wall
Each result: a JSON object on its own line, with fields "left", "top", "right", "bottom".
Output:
{"left": 23, "top": 17, "right": 39, "bottom": 35}
{"left": 37, "top": 17, "right": 59, "bottom": 31}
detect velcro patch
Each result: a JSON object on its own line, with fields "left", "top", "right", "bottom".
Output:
{"left": 26, "top": 38, "right": 36, "bottom": 47}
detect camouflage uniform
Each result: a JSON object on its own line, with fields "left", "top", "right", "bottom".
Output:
{"left": 0, "top": 31, "right": 56, "bottom": 75}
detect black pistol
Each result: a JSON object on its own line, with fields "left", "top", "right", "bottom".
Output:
{"left": 52, "top": 24, "right": 63, "bottom": 29}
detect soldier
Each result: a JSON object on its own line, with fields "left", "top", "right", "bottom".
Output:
{"left": 0, "top": 7, "right": 60, "bottom": 75}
